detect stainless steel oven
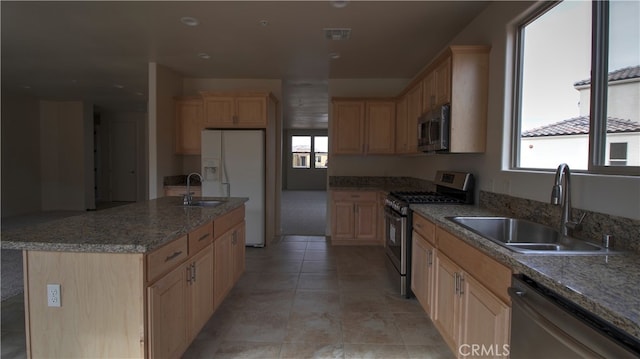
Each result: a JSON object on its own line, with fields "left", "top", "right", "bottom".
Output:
{"left": 384, "top": 171, "right": 474, "bottom": 298}
{"left": 384, "top": 205, "right": 410, "bottom": 296}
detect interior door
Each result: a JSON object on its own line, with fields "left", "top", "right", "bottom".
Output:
{"left": 111, "top": 121, "right": 137, "bottom": 202}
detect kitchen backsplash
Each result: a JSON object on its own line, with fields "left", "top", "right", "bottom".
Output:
{"left": 480, "top": 191, "right": 640, "bottom": 254}
{"left": 329, "top": 176, "right": 434, "bottom": 190}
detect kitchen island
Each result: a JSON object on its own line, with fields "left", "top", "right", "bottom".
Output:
{"left": 1, "top": 196, "right": 248, "bottom": 358}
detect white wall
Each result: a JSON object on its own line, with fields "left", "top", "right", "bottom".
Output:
{"left": 148, "top": 63, "right": 184, "bottom": 199}
{"left": 404, "top": 1, "right": 640, "bottom": 220}
{"left": 1, "top": 94, "right": 42, "bottom": 217}
{"left": 40, "top": 101, "right": 87, "bottom": 211}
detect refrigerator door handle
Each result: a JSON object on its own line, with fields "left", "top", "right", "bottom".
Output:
{"left": 222, "top": 182, "right": 230, "bottom": 198}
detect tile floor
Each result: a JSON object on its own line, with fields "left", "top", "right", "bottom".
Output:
{"left": 1, "top": 235, "right": 454, "bottom": 359}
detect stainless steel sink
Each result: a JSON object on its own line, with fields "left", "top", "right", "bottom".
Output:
{"left": 446, "top": 216, "right": 613, "bottom": 254}
{"left": 184, "top": 200, "right": 225, "bottom": 207}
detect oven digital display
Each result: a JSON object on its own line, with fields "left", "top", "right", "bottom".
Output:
{"left": 441, "top": 173, "right": 455, "bottom": 184}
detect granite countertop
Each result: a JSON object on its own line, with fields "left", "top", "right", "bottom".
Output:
{"left": 411, "top": 203, "right": 640, "bottom": 342}
{"left": 1, "top": 196, "right": 247, "bottom": 254}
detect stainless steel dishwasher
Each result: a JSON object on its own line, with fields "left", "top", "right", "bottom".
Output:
{"left": 509, "top": 274, "right": 640, "bottom": 358}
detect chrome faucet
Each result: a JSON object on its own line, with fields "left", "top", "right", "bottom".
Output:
{"left": 184, "top": 172, "right": 203, "bottom": 206}
{"left": 550, "top": 163, "right": 585, "bottom": 236}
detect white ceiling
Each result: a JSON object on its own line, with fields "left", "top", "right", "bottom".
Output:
{"left": 1, "top": 1, "right": 490, "bottom": 129}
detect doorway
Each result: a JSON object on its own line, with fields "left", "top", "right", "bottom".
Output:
{"left": 110, "top": 120, "right": 138, "bottom": 202}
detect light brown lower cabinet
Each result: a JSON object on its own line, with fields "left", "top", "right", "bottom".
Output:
{"left": 411, "top": 230, "right": 435, "bottom": 315}
{"left": 411, "top": 213, "right": 511, "bottom": 358}
{"left": 214, "top": 218, "right": 245, "bottom": 310}
{"left": 330, "top": 190, "right": 379, "bottom": 245}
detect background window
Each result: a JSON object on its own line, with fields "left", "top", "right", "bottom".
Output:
{"left": 291, "top": 135, "right": 328, "bottom": 169}
{"left": 608, "top": 142, "right": 627, "bottom": 166}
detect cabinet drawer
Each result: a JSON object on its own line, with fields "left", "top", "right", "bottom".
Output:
{"left": 437, "top": 227, "right": 511, "bottom": 303}
{"left": 214, "top": 206, "right": 245, "bottom": 238}
{"left": 189, "top": 221, "right": 213, "bottom": 254}
{"left": 332, "top": 191, "right": 377, "bottom": 202}
{"left": 147, "top": 236, "right": 188, "bottom": 283}
{"left": 413, "top": 213, "right": 436, "bottom": 245}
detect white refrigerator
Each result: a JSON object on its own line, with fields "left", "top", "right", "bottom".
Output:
{"left": 201, "top": 130, "right": 265, "bottom": 247}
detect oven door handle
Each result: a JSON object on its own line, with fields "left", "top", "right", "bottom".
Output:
{"left": 384, "top": 206, "right": 403, "bottom": 221}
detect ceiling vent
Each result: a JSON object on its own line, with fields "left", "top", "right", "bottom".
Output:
{"left": 323, "top": 28, "right": 351, "bottom": 40}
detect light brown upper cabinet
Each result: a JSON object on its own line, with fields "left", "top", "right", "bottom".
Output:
{"left": 331, "top": 99, "right": 396, "bottom": 155}
{"left": 175, "top": 98, "right": 203, "bottom": 155}
{"left": 200, "top": 92, "right": 274, "bottom": 128}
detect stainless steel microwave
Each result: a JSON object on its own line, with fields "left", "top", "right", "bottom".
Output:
{"left": 418, "top": 103, "right": 450, "bottom": 152}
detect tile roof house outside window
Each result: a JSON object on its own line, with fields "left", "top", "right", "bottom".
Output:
{"left": 521, "top": 66, "right": 640, "bottom": 169}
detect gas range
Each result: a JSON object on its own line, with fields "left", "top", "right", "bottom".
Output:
{"left": 385, "top": 171, "right": 475, "bottom": 215}
{"left": 384, "top": 170, "right": 474, "bottom": 298}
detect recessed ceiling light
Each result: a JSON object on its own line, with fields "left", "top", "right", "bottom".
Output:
{"left": 329, "top": 52, "right": 341, "bottom": 60}
{"left": 180, "top": 16, "right": 199, "bottom": 27}
{"left": 331, "top": 0, "right": 349, "bottom": 8}
{"left": 259, "top": 19, "right": 269, "bottom": 27}
{"left": 198, "top": 53, "right": 211, "bottom": 60}
{"left": 113, "top": 84, "right": 124, "bottom": 89}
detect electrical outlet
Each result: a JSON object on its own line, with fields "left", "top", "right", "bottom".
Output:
{"left": 47, "top": 284, "right": 61, "bottom": 307}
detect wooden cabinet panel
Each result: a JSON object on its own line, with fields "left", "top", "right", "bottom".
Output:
{"left": 365, "top": 101, "right": 395, "bottom": 154}
{"left": 413, "top": 214, "right": 436, "bottom": 245}
{"left": 331, "top": 101, "right": 365, "bottom": 154}
{"left": 232, "top": 222, "right": 246, "bottom": 283}
{"left": 235, "top": 96, "right": 267, "bottom": 127}
{"left": 435, "top": 58, "right": 452, "bottom": 106}
{"left": 422, "top": 72, "right": 436, "bottom": 113}
{"left": 189, "top": 244, "right": 214, "bottom": 337}
{"left": 331, "top": 99, "right": 395, "bottom": 155}
{"left": 148, "top": 262, "right": 190, "bottom": 359}
{"left": 175, "top": 99, "right": 203, "bottom": 155}
{"left": 411, "top": 230, "right": 436, "bottom": 316}
{"left": 330, "top": 190, "right": 379, "bottom": 245}
{"left": 433, "top": 252, "right": 460, "bottom": 351}
{"left": 164, "top": 186, "right": 201, "bottom": 198}
{"left": 203, "top": 96, "right": 235, "bottom": 127}
{"left": 459, "top": 274, "right": 511, "bottom": 355}
{"left": 147, "top": 235, "right": 188, "bottom": 283}
{"left": 201, "top": 93, "right": 270, "bottom": 128}
{"left": 406, "top": 84, "right": 422, "bottom": 153}
{"left": 188, "top": 221, "right": 213, "bottom": 255}
{"left": 395, "top": 95, "right": 408, "bottom": 153}
{"left": 214, "top": 230, "right": 232, "bottom": 310}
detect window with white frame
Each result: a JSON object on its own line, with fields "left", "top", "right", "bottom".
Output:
{"left": 291, "top": 135, "right": 328, "bottom": 169}
{"left": 513, "top": 0, "right": 639, "bottom": 174}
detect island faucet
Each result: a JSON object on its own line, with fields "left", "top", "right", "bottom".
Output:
{"left": 184, "top": 172, "right": 203, "bottom": 205}
{"left": 550, "top": 163, "right": 585, "bottom": 236}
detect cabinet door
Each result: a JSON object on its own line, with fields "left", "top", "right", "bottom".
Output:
{"left": 148, "top": 263, "right": 190, "bottom": 359}
{"left": 422, "top": 72, "right": 436, "bottom": 112}
{"left": 203, "top": 96, "right": 235, "bottom": 127}
{"left": 332, "top": 200, "right": 355, "bottom": 239}
{"left": 232, "top": 222, "right": 246, "bottom": 284}
{"left": 395, "top": 96, "right": 408, "bottom": 153}
{"left": 175, "top": 99, "right": 203, "bottom": 155}
{"left": 235, "top": 96, "right": 267, "bottom": 127}
{"left": 406, "top": 84, "right": 422, "bottom": 153}
{"left": 354, "top": 200, "right": 377, "bottom": 240}
{"left": 459, "top": 274, "right": 511, "bottom": 356}
{"left": 213, "top": 232, "right": 232, "bottom": 310}
{"left": 365, "top": 101, "right": 395, "bottom": 154}
{"left": 331, "top": 101, "right": 365, "bottom": 154}
{"left": 411, "top": 231, "right": 435, "bottom": 316}
{"left": 190, "top": 244, "right": 214, "bottom": 338}
{"left": 433, "top": 252, "right": 460, "bottom": 351}
{"left": 435, "top": 58, "right": 452, "bottom": 106}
